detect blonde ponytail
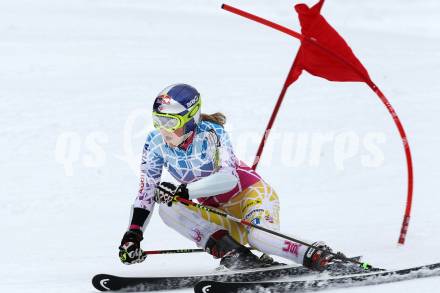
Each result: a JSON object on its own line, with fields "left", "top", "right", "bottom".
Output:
{"left": 200, "top": 112, "right": 226, "bottom": 126}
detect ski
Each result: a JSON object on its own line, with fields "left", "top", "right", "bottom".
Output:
{"left": 92, "top": 259, "right": 368, "bottom": 291}
{"left": 92, "top": 265, "right": 309, "bottom": 291}
{"left": 92, "top": 263, "right": 363, "bottom": 292}
{"left": 194, "top": 262, "right": 440, "bottom": 293}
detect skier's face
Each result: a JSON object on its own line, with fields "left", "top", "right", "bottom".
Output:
{"left": 159, "top": 127, "right": 185, "bottom": 147}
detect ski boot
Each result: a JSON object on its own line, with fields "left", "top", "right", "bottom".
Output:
{"left": 303, "top": 241, "right": 337, "bottom": 271}
{"left": 259, "top": 253, "right": 286, "bottom": 267}
{"left": 205, "top": 230, "right": 269, "bottom": 270}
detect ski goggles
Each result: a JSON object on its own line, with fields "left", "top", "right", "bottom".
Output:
{"left": 152, "top": 98, "right": 201, "bottom": 131}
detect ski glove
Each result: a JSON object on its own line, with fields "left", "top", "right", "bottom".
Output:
{"left": 153, "top": 182, "right": 189, "bottom": 206}
{"left": 119, "top": 229, "right": 147, "bottom": 265}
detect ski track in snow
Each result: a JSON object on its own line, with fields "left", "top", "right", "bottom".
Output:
{"left": 1, "top": 0, "right": 440, "bottom": 292}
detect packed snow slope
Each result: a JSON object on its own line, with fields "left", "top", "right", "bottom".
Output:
{"left": 1, "top": 0, "right": 440, "bottom": 292}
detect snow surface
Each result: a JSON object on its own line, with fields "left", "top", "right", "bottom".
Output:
{"left": 1, "top": 0, "right": 440, "bottom": 292}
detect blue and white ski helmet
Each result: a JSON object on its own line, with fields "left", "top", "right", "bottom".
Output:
{"left": 152, "top": 84, "right": 201, "bottom": 136}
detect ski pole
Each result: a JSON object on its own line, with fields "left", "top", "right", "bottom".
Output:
{"left": 142, "top": 248, "right": 205, "bottom": 255}
{"left": 142, "top": 247, "right": 258, "bottom": 256}
{"left": 174, "top": 196, "right": 374, "bottom": 270}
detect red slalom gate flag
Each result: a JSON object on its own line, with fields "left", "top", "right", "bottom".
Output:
{"left": 222, "top": 1, "right": 414, "bottom": 245}
{"left": 286, "top": 0, "right": 372, "bottom": 86}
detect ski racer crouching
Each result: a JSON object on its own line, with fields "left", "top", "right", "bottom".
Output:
{"left": 119, "top": 83, "right": 335, "bottom": 271}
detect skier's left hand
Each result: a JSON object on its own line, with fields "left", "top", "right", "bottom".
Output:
{"left": 153, "top": 182, "right": 189, "bottom": 206}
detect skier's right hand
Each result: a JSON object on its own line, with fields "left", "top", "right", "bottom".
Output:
{"left": 119, "top": 229, "right": 147, "bottom": 265}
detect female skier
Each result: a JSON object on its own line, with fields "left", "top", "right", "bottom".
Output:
{"left": 118, "top": 83, "right": 335, "bottom": 270}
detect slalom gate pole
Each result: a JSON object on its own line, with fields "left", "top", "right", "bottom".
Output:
{"left": 221, "top": 3, "right": 414, "bottom": 246}
{"left": 174, "top": 196, "right": 374, "bottom": 270}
